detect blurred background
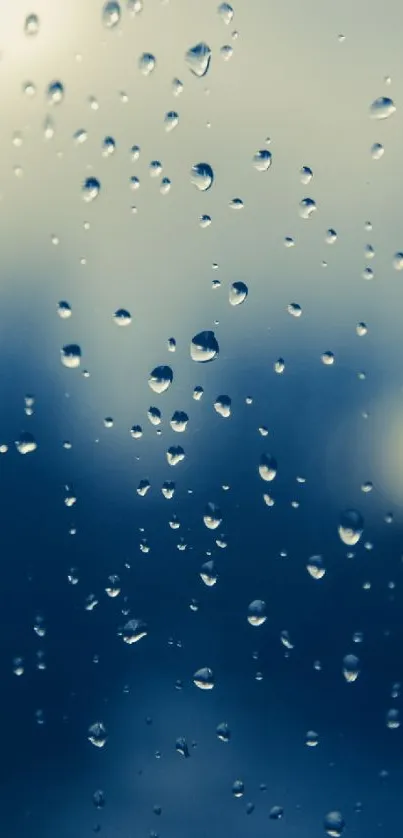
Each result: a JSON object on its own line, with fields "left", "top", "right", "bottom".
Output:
{"left": 1, "top": 0, "right": 403, "bottom": 835}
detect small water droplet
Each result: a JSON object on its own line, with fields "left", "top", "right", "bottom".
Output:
{"left": 299, "top": 198, "right": 317, "bottom": 219}
{"left": 371, "top": 142, "right": 384, "bottom": 159}
{"left": 306, "top": 555, "right": 326, "bottom": 579}
{"left": 220, "top": 44, "right": 233, "bottom": 60}
{"left": 393, "top": 252, "right": 403, "bottom": 270}
{"left": 185, "top": 42, "right": 211, "bottom": 77}
{"left": 300, "top": 166, "right": 313, "bottom": 184}
{"left": 214, "top": 395, "right": 231, "bottom": 417}
{"left": 218, "top": 2, "right": 234, "bottom": 24}
{"left": 338, "top": 509, "right": 363, "bottom": 546}
{"left": 113, "top": 308, "right": 132, "bottom": 326}
{"left": 247, "top": 600, "right": 267, "bottom": 626}
{"left": 82, "top": 177, "right": 101, "bottom": 202}
{"left": 164, "top": 111, "right": 179, "bottom": 131}
{"left": 216, "top": 721, "right": 231, "bottom": 741}
{"left": 253, "top": 149, "right": 272, "bottom": 172}
{"left": 232, "top": 780, "right": 244, "bottom": 798}
{"left": 102, "top": 1, "right": 121, "bottom": 28}
{"left": 193, "top": 666, "right": 214, "bottom": 689}
{"left": 305, "top": 730, "right": 319, "bottom": 747}
{"left": 102, "top": 136, "right": 116, "bottom": 156}
{"left": 15, "top": 432, "right": 37, "bottom": 455}
{"left": 229, "top": 281, "right": 248, "bottom": 305}
{"left": 342, "top": 654, "right": 360, "bottom": 683}
{"left": 61, "top": 344, "right": 81, "bottom": 369}
{"left": 88, "top": 721, "right": 107, "bottom": 748}
{"left": 139, "top": 52, "right": 156, "bottom": 76}
{"left": 369, "top": 96, "right": 396, "bottom": 119}
{"left": 46, "top": 80, "right": 64, "bottom": 105}
{"left": 324, "top": 811, "right": 345, "bottom": 837}
{"left": 24, "top": 13, "right": 40, "bottom": 36}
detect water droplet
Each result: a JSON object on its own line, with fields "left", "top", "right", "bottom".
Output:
{"left": 200, "top": 560, "right": 218, "bottom": 586}
{"left": 356, "top": 320, "right": 368, "bottom": 336}
{"left": 371, "top": 142, "right": 384, "bottom": 159}
{"left": 300, "top": 165, "right": 313, "bottom": 184}
{"left": 191, "top": 162, "right": 214, "bottom": 191}
{"left": 326, "top": 228, "right": 337, "bottom": 244}
{"left": 190, "top": 330, "right": 219, "bottom": 362}
{"left": 149, "top": 160, "right": 162, "bottom": 177}
{"left": 113, "top": 308, "right": 132, "bottom": 326}
{"left": 102, "top": 1, "right": 121, "bottom": 27}
{"left": 128, "top": 0, "right": 143, "bottom": 13}
{"left": 386, "top": 708, "right": 400, "bottom": 729}
{"left": 24, "top": 13, "right": 40, "bottom": 35}
{"left": 280, "top": 629, "right": 294, "bottom": 650}
{"left": 306, "top": 555, "right": 326, "bottom": 579}
{"left": 88, "top": 721, "right": 107, "bottom": 748}
{"left": 57, "top": 300, "right": 72, "bottom": 319}
{"left": 338, "top": 509, "right": 363, "bottom": 546}
{"left": 369, "top": 96, "right": 396, "bottom": 119}
{"left": 23, "top": 80, "right": 36, "bottom": 96}
{"left": 247, "top": 600, "right": 267, "bottom": 626}
{"left": 324, "top": 811, "right": 345, "bottom": 837}
{"left": 166, "top": 446, "right": 185, "bottom": 466}
{"left": 13, "top": 656, "right": 24, "bottom": 676}
{"left": 170, "top": 411, "right": 188, "bottom": 432}
{"left": 269, "top": 806, "right": 284, "bottom": 820}
{"left": 321, "top": 351, "right": 335, "bottom": 365}
{"left": 102, "top": 136, "right": 116, "bottom": 157}
{"left": 175, "top": 736, "right": 190, "bottom": 757}
{"left": 287, "top": 302, "right": 302, "bottom": 317}
{"left": 193, "top": 666, "right": 214, "bottom": 689}
{"left": 229, "top": 197, "right": 244, "bottom": 209}
{"left": 232, "top": 780, "right": 244, "bottom": 798}
{"left": 214, "top": 395, "right": 231, "bottom": 418}
{"left": 120, "top": 618, "right": 148, "bottom": 644}
{"left": 305, "top": 730, "right": 319, "bottom": 747}
{"left": 61, "top": 344, "right": 81, "bottom": 369}
{"left": 393, "top": 252, "right": 403, "bottom": 270}
{"left": 185, "top": 42, "right": 211, "bottom": 77}
{"left": 148, "top": 406, "right": 161, "bottom": 426}
{"left": 216, "top": 721, "right": 231, "bottom": 741}
{"left": 203, "top": 502, "right": 222, "bottom": 529}
{"left": 299, "top": 198, "right": 317, "bottom": 219}
{"left": 342, "top": 654, "right": 360, "bottom": 683}
{"left": 15, "top": 432, "right": 37, "bottom": 455}
{"left": 200, "top": 214, "right": 212, "bottom": 228}
{"left": 148, "top": 365, "right": 173, "bottom": 394}
{"left": 164, "top": 111, "right": 179, "bottom": 131}
{"left": 220, "top": 44, "right": 233, "bottom": 60}
{"left": 139, "top": 53, "right": 156, "bottom": 76}
{"left": 82, "top": 177, "right": 101, "bottom": 202}
{"left": 160, "top": 177, "right": 171, "bottom": 195}
{"left": 252, "top": 149, "right": 272, "bottom": 172}
{"left": 46, "top": 80, "right": 64, "bottom": 105}
{"left": 259, "top": 453, "right": 277, "bottom": 482}
{"left": 362, "top": 266, "right": 374, "bottom": 280}
{"left": 229, "top": 281, "right": 248, "bottom": 305}
{"left": 93, "top": 790, "right": 106, "bottom": 809}
{"left": 130, "top": 425, "right": 143, "bottom": 439}
{"left": 218, "top": 2, "right": 234, "bottom": 24}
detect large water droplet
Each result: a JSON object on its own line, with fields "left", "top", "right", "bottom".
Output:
{"left": 338, "top": 509, "right": 363, "bottom": 546}
{"left": 191, "top": 162, "right": 214, "bottom": 191}
{"left": 61, "top": 344, "right": 81, "bottom": 369}
{"left": 203, "top": 502, "right": 222, "bottom": 529}
{"left": 342, "top": 654, "right": 360, "bottom": 683}
{"left": 102, "top": 1, "right": 121, "bottom": 27}
{"left": 229, "top": 281, "right": 248, "bottom": 305}
{"left": 247, "top": 600, "right": 267, "bottom": 626}
{"left": 82, "top": 177, "right": 101, "bottom": 202}
{"left": 252, "top": 149, "right": 272, "bottom": 172}
{"left": 185, "top": 42, "right": 211, "bottom": 77}
{"left": 299, "top": 198, "right": 317, "bottom": 219}
{"left": 148, "top": 365, "right": 173, "bottom": 394}
{"left": 190, "top": 330, "right": 219, "bottom": 362}
{"left": 306, "top": 555, "right": 326, "bottom": 579}
{"left": 369, "top": 96, "right": 396, "bottom": 119}
{"left": 113, "top": 308, "right": 132, "bottom": 326}
{"left": 193, "top": 667, "right": 214, "bottom": 689}
{"left": 324, "top": 811, "right": 345, "bottom": 837}
{"left": 200, "top": 560, "right": 218, "bottom": 586}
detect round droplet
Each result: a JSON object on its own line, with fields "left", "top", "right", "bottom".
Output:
{"left": 200, "top": 214, "right": 212, "bottom": 228}
{"left": 362, "top": 266, "right": 374, "bottom": 280}
{"left": 172, "top": 77, "right": 184, "bottom": 96}
{"left": 102, "top": 1, "right": 121, "bottom": 27}
{"left": 356, "top": 321, "right": 368, "bottom": 336}
{"left": 369, "top": 96, "right": 396, "bottom": 120}
{"left": 299, "top": 198, "right": 317, "bottom": 219}
{"left": 200, "top": 560, "right": 218, "bottom": 586}
{"left": 321, "top": 351, "right": 335, "bottom": 365}
{"left": 220, "top": 44, "right": 233, "bottom": 60}
{"left": 214, "top": 395, "right": 231, "bottom": 418}
{"left": 305, "top": 730, "right": 319, "bottom": 747}
{"left": 259, "top": 453, "right": 277, "bottom": 482}
{"left": 324, "top": 811, "right": 345, "bottom": 837}
{"left": 338, "top": 509, "right": 364, "bottom": 546}
{"left": 102, "top": 136, "right": 116, "bottom": 157}
{"left": 93, "top": 790, "right": 106, "bottom": 809}
{"left": 23, "top": 81, "right": 36, "bottom": 96}
{"left": 229, "top": 281, "right": 248, "bottom": 306}
{"left": 185, "top": 42, "right": 211, "bottom": 77}
{"left": 121, "top": 618, "right": 147, "bottom": 644}
{"left": 251, "top": 149, "right": 272, "bottom": 172}
{"left": 191, "top": 162, "right": 214, "bottom": 191}
{"left": 216, "top": 721, "right": 230, "bottom": 741}
{"left": 148, "top": 365, "right": 173, "bottom": 394}
{"left": 88, "top": 721, "right": 107, "bottom": 748}
{"left": 300, "top": 165, "right": 313, "bottom": 184}
{"left": 149, "top": 160, "right": 162, "bottom": 177}
{"left": 139, "top": 53, "right": 156, "bottom": 76}
{"left": 165, "top": 111, "right": 179, "bottom": 132}
{"left": 386, "top": 708, "right": 400, "bottom": 729}
{"left": 166, "top": 446, "right": 185, "bottom": 466}
{"left": 393, "top": 252, "right": 403, "bottom": 270}
{"left": 247, "top": 600, "right": 267, "bottom": 627}
{"left": 15, "top": 432, "right": 37, "bottom": 455}
{"left": 190, "top": 330, "right": 219, "bottom": 363}
{"left": 61, "top": 344, "right": 81, "bottom": 369}
{"left": 148, "top": 406, "right": 161, "bottom": 426}
{"left": 170, "top": 411, "right": 188, "bottom": 432}
{"left": 218, "top": 2, "right": 234, "bottom": 24}
{"left": 160, "top": 177, "right": 171, "bottom": 195}
{"left": 82, "top": 177, "right": 100, "bottom": 202}
{"left": 203, "top": 502, "right": 222, "bottom": 529}
{"left": 57, "top": 300, "right": 72, "bottom": 319}
{"left": 326, "top": 228, "right": 337, "bottom": 244}
{"left": 24, "top": 13, "right": 40, "bottom": 35}
{"left": 287, "top": 302, "right": 302, "bottom": 317}
{"left": 229, "top": 197, "right": 244, "bottom": 209}
{"left": 47, "top": 80, "right": 64, "bottom": 105}
{"left": 114, "top": 308, "right": 132, "bottom": 326}
{"left": 270, "top": 806, "right": 284, "bottom": 820}
{"left": 371, "top": 142, "right": 384, "bottom": 159}
{"left": 232, "top": 780, "right": 244, "bottom": 798}
{"left": 131, "top": 425, "right": 142, "bottom": 439}
{"left": 306, "top": 555, "right": 326, "bottom": 579}
{"left": 193, "top": 667, "right": 214, "bottom": 689}
{"left": 342, "top": 654, "right": 360, "bottom": 683}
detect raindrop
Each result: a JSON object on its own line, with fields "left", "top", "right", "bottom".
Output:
{"left": 356, "top": 322, "right": 368, "bottom": 336}
{"left": 23, "top": 81, "right": 36, "bottom": 96}
{"left": 88, "top": 721, "right": 107, "bottom": 748}
{"left": 200, "top": 560, "right": 218, "bottom": 586}
{"left": 175, "top": 737, "right": 190, "bottom": 757}
{"left": 172, "top": 78, "right": 184, "bottom": 96}
{"left": 166, "top": 446, "right": 185, "bottom": 466}
{"left": 386, "top": 708, "right": 400, "bottom": 729}
{"left": 305, "top": 730, "right": 319, "bottom": 747}
{"left": 148, "top": 406, "right": 161, "bottom": 426}
{"left": 362, "top": 266, "right": 374, "bottom": 280}
{"left": 338, "top": 509, "right": 363, "bottom": 546}
{"left": 74, "top": 128, "right": 88, "bottom": 145}
{"left": 102, "top": 1, "right": 121, "bottom": 27}
{"left": 149, "top": 160, "right": 162, "bottom": 177}
{"left": 321, "top": 351, "right": 335, "bottom": 365}
{"left": 214, "top": 395, "right": 231, "bottom": 418}
{"left": 287, "top": 302, "right": 302, "bottom": 317}
{"left": 371, "top": 142, "right": 384, "bottom": 159}
{"left": 191, "top": 162, "right": 214, "bottom": 191}
{"left": 193, "top": 667, "right": 214, "bottom": 689}
{"left": 300, "top": 165, "right": 313, "bottom": 184}
{"left": 216, "top": 722, "right": 231, "bottom": 741}
{"left": 306, "top": 555, "right": 326, "bottom": 579}
{"left": 324, "top": 811, "right": 345, "bottom": 837}
{"left": 15, "top": 432, "right": 37, "bottom": 455}
{"left": 102, "top": 136, "right": 116, "bottom": 156}
{"left": 190, "top": 330, "right": 219, "bottom": 362}
{"left": 185, "top": 42, "right": 211, "bottom": 77}
{"left": 229, "top": 281, "right": 248, "bottom": 305}
{"left": 280, "top": 630, "right": 294, "bottom": 650}
{"left": 229, "top": 197, "right": 243, "bottom": 209}
{"left": 252, "top": 149, "right": 272, "bottom": 171}
{"left": 139, "top": 53, "right": 156, "bottom": 76}
{"left": 299, "top": 198, "right": 317, "bottom": 219}
{"left": 113, "top": 308, "right": 132, "bottom": 325}
{"left": 193, "top": 386, "right": 204, "bottom": 399}
{"left": 220, "top": 44, "right": 233, "bottom": 60}
{"left": 258, "top": 454, "right": 277, "bottom": 482}
{"left": 170, "top": 411, "right": 188, "bottom": 432}
{"left": 369, "top": 96, "right": 396, "bottom": 119}
{"left": 203, "top": 502, "right": 222, "bottom": 529}
{"left": 24, "top": 13, "right": 40, "bottom": 35}
{"left": 93, "top": 790, "right": 106, "bottom": 809}
{"left": 165, "top": 111, "right": 179, "bottom": 131}
{"left": 393, "top": 252, "right": 403, "bottom": 270}
{"left": 61, "top": 344, "right": 81, "bottom": 369}
{"left": 269, "top": 806, "right": 284, "bottom": 820}
{"left": 120, "top": 618, "right": 148, "bottom": 644}
{"left": 247, "top": 600, "right": 267, "bottom": 627}
{"left": 326, "top": 228, "right": 337, "bottom": 244}
{"left": 82, "top": 177, "right": 101, "bottom": 202}
{"left": 148, "top": 365, "right": 173, "bottom": 394}
{"left": 232, "top": 780, "right": 244, "bottom": 798}
{"left": 46, "top": 80, "right": 64, "bottom": 105}
{"left": 342, "top": 654, "right": 360, "bottom": 683}
{"left": 130, "top": 425, "right": 143, "bottom": 439}
{"left": 200, "top": 214, "right": 212, "bottom": 228}
{"left": 218, "top": 2, "right": 234, "bottom": 24}
{"left": 160, "top": 177, "right": 171, "bottom": 195}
